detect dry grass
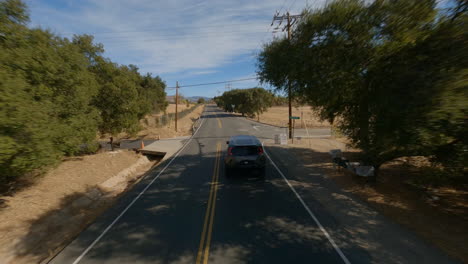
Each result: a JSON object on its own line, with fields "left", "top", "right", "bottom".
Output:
{"left": 0, "top": 150, "right": 139, "bottom": 216}
{"left": 252, "top": 106, "right": 330, "bottom": 128}
{"left": 284, "top": 138, "right": 468, "bottom": 262}
{"left": 0, "top": 150, "right": 156, "bottom": 263}
{"left": 137, "top": 104, "right": 204, "bottom": 139}
{"left": 165, "top": 103, "right": 194, "bottom": 114}
{"left": 104, "top": 104, "right": 204, "bottom": 141}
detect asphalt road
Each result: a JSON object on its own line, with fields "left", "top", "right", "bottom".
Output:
{"left": 50, "top": 105, "right": 457, "bottom": 264}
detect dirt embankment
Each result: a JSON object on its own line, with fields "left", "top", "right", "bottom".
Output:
{"left": 0, "top": 150, "right": 157, "bottom": 264}
{"left": 284, "top": 137, "right": 468, "bottom": 262}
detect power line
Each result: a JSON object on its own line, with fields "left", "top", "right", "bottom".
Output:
{"left": 167, "top": 77, "right": 258, "bottom": 89}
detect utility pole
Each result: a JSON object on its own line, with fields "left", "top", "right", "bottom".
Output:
{"left": 175, "top": 81, "right": 179, "bottom": 132}
{"left": 287, "top": 12, "right": 292, "bottom": 140}
{"left": 271, "top": 11, "right": 302, "bottom": 139}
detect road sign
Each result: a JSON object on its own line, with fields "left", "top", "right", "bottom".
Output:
{"left": 289, "top": 116, "right": 300, "bottom": 119}
{"left": 280, "top": 134, "right": 287, "bottom": 145}
{"left": 274, "top": 133, "right": 288, "bottom": 145}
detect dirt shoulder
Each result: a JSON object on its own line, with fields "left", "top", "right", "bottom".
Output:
{"left": 0, "top": 150, "right": 158, "bottom": 264}
{"left": 282, "top": 137, "right": 468, "bottom": 263}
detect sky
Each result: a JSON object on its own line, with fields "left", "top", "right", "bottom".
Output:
{"left": 25, "top": 0, "right": 451, "bottom": 98}
{"left": 25, "top": 0, "right": 326, "bottom": 97}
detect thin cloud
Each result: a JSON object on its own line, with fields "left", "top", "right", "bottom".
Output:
{"left": 26, "top": 0, "right": 323, "bottom": 75}
{"left": 26, "top": 0, "right": 448, "bottom": 76}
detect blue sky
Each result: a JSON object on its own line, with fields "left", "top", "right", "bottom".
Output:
{"left": 25, "top": 0, "right": 321, "bottom": 97}
{"left": 25, "top": 0, "right": 450, "bottom": 97}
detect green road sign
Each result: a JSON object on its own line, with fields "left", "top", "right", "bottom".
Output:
{"left": 289, "top": 116, "right": 300, "bottom": 119}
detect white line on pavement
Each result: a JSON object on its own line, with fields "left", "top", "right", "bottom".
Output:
{"left": 262, "top": 143, "right": 351, "bottom": 264}
{"left": 71, "top": 117, "right": 206, "bottom": 264}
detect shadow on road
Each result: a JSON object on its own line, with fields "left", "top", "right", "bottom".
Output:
{"left": 202, "top": 113, "right": 237, "bottom": 119}
{"left": 264, "top": 144, "right": 461, "bottom": 264}
{"left": 10, "top": 146, "right": 381, "bottom": 264}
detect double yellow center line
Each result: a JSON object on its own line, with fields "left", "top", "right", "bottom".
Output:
{"left": 216, "top": 116, "right": 222, "bottom": 128}
{"left": 196, "top": 142, "right": 221, "bottom": 264}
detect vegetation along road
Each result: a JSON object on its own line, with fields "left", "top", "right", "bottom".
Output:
{"left": 1, "top": 0, "right": 466, "bottom": 263}
{"left": 50, "top": 105, "right": 457, "bottom": 264}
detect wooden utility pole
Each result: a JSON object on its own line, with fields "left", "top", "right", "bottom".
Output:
{"left": 287, "top": 12, "right": 292, "bottom": 139}
{"left": 271, "top": 11, "right": 302, "bottom": 139}
{"left": 175, "top": 81, "right": 179, "bottom": 132}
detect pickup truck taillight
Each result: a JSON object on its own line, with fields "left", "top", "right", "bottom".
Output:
{"left": 228, "top": 147, "right": 233, "bottom": 156}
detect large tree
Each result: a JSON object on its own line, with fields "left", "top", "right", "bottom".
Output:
{"left": 0, "top": 0, "right": 169, "bottom": 181}
{"left": 1, "top": 0, "right": 100, "bottom": 178}
{"left": 216, "top": 88, "right": 273, "bottom": 118}
{"left": 258, "top": 0, "right": 467, "bottom": 176}
{"left": 73, "top": 35, "right": 167, "bottom": 135}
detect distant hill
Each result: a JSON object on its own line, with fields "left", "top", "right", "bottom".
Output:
{"left": 166, "top": 95, "right": 176, "bottom": 103}
{"left": 186, "top": 96, "right": 211, "bottom": 102}
{"left": 166, "top": 96, "right": 211, "bottom": 103}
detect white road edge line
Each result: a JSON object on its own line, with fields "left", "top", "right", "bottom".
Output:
{"left": 71, "top": 117, "right": 206, "bottom": 264}
{"left": 262, "top": 142, "right": 351, "bottom": 264}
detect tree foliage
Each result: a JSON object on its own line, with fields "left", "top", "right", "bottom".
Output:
{"left": 214, "top": 88, "right": 273, "bottom": 117}
{"left": 257, "top": 0, "right": 467, "bottom": 177}
{"left": 0, "top": 0, "right": 167, "bottom": 180}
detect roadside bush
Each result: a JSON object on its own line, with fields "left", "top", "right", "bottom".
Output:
{"left": 0, "top": 0, "right": 167, "bottom": 181}
{"left": 257, "top": 0, "right": 467, "bottom": 178}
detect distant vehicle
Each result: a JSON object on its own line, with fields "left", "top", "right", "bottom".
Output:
{"left": 224, "top": 135, "right": 266, "bottom": 177}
